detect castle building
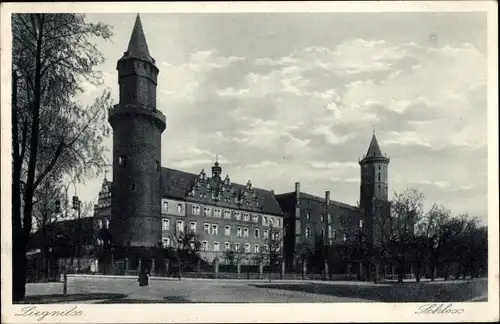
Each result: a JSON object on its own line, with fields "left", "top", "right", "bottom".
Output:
{"left": 97, "top": 15, "right": 283, "bottom": 271}
{"left": 93, "top": 15, "right": 392, "bottom": 277}
{"left": 275, "top": 134, "right": 390, "bottom": 276}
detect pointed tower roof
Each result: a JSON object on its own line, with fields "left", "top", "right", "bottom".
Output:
{"left": 366, "top": 134, "right": 383, "bottom": 158}
{"left": 125, "top": 14, "right": 153, "bottom": 62}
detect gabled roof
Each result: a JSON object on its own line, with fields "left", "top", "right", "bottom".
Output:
{"left": 161, "top": 167, "right": 284, "bottom": 216}
{"left": 365, "top": 134, "right": 383, "bottom": 158}
{"left": 95, "top": 166, "right": 284, "bottom": 216}
{"left": 125, "top": 14, "right": 153, "bottom": 62}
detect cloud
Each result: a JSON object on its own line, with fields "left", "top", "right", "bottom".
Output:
{"left": 245, "top": 160, "right": 280, "bottom": 169}
{"left": 76, "top": 14, "right": 487, "bottom": 223}
{"left": 410, "top": 180, "right": 451, "bottom": 189}
{"left": 311, "top": 126, "right": 353, "bottom": 145}
{"left": 309, "top": 161, "right": 359, "bottom": 169}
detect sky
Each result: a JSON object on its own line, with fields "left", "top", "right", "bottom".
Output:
{"left": 74, "top": 12, "right": 488, "bottom": 223}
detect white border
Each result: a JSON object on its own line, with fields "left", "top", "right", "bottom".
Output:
{"left": 1, "top": 1, "right": 498, "bottom": 323}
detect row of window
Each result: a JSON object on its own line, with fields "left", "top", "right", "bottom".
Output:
{"left": 162, "top": 219, "right": 278, "bottom": 239}
{"left": 97, "top": 219, "right": 110, "bottom": 229}
{"left": 162, "top": 200, "right": 281, "bottom": 226}
{"left": 301, "top": 224, "right": 357, "bottom": 241}
{"left": 162, "top": 238, "right": 270, "bottom": 254}
{"left": 303, "top": 211, "right": 364, "bottom": 230}
{"left": 304, "top": 210, "right": 333, "bottom": 222}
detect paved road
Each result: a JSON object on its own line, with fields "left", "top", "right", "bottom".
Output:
{"left": 23, "top": 276, "right": 487, "bottom": 304}
{"left": 25, "top": 278, "right": 371, "bottom": 303}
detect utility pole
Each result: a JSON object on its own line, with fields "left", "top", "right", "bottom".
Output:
{"left": 268, "top": 224, "right": 272, "bottom": 283}
{"left": 73, "top": 195, "right": 81, "bottom": 271}
{"left": 64, "top": 180, "right": 78, "bottom": 271}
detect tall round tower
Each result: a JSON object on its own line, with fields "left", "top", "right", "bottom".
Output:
{"left": 359, "top": 131, "right": 390, "bottom": 281}
{"left": 359, "top": 132, "right": 390, "bottom": 209}
{"left": 108, "top": 15, "right": 166, "bottom": 253}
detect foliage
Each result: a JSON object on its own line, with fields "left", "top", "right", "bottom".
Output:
{"left": 223, "top": 243, "right": 247, "bottom": 266}
{"left": 165, "top": 225, "right": 202, "bottom": 278}
{"left": 311, "top": 187, "right": 487, "bottom": 283}
{"left": 11, "top": 13, "right": 113, "bottom": 301}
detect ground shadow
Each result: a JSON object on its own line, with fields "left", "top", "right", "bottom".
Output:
{"left": 16, "top": 293, "right": 127, "bottom": 304}
{"left": 252, "top": 281, "right": 488, "bottom": 302}
{"left": 95, "top": 296, "right": 192, "bottom": 304}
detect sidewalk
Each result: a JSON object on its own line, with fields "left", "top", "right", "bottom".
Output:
{"left": 66, "top": 273, "right": 394, "bottom": 286}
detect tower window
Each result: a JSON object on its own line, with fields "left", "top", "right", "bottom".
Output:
{"left": 156, "top": 160, "right": 160, "bottom": 171}
{"left": 130, "top": 184, "right": 136, "bottom": 191}
{"left": 378, "top": 165, "right": 381, "bottom": 170}
{"left": 378, "top": 173, "right": 381, "bottom": 181}
{"left": 118, "top": 156, "right": 126, "bottom": 167}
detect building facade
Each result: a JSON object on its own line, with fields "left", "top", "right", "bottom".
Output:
{"left": 275, "top": 183, "right": 362, "bottom": 270}
{"left": 91, "top": 15, "right": 392, "bottom": 276}
{"left": 95, "top": 15, "right": 283, "bottom": 270}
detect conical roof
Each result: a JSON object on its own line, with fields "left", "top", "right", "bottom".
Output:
{"left": 365, "top": 134, "right": 383, "bottom": 158}
{"left": 125, "top": 14, "right": 152, "bottom": 62}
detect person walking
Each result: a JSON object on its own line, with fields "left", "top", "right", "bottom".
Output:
{"left": 138, "top": 264, "right": 149, "bottom": 286}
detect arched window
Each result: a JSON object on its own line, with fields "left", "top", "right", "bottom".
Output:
{"left": 118, "top": 156, "right": 126, "bottom": 167}
{"left": 105, "top": 219, "right": 110, "bottom": 229}
{"left": 98, "top": 220, "right": 103, "bottom": 229}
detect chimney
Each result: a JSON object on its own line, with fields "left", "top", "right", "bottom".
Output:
{"left": 325, "top": 191, "right": 330, "bottom": 206}
{"left": 295, "top": 182, "right": 300, "bottom": 200}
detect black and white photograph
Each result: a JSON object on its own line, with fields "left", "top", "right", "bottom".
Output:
{"left": 1, "top": 1, "right": 498, "bottom": 323}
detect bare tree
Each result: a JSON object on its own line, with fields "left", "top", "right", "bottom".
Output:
{"left": 11, "top": 13, "right": 113, "bottom": 301}
{"left": 166, "top": 225, "right": 201, "bottom": 280}
{"left": 388, "top": 188, "right": 425, "bottom": 283}
{"left": 223, "top": 243, "right": 247, "bottom": 267}
{"left": 416, "top": 203, "right": 451, "bottom": 281}
{"left": 439, "top": 214, "right": 484, "bottom": 280}
{"left": 293, "top": 240, "right": 313, "bottom": 272}
{"left": 31, "top": 175, "right": 65, "bottom": 280}
{"left": 266, "top": 224, "right": 283, "bottom": 267}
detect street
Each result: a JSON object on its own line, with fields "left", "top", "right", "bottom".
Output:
{"left": 21, "top": 276, "right": 488, "bottom": 304}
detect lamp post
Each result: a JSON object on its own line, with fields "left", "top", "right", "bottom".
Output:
{"left": 64, "top": 180, "right": 81, "bottom": 271}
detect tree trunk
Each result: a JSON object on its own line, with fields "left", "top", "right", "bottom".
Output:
{"left": 14, "top": 14, "right": 45, "bottom": 301}
{"left": 397, "top": 261, "right": 404, "bottom": 283}
{"left": 12, "top": 230, "right": 27, "bottom": 302}
{"left": 415, "top": 264, "right": 421, "bottom": 283}
{"left": 12, "top": 64, "right": 26, "bottom": 302}
{"left": 430, "top": 250, "right": 436, "bottom": 281}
